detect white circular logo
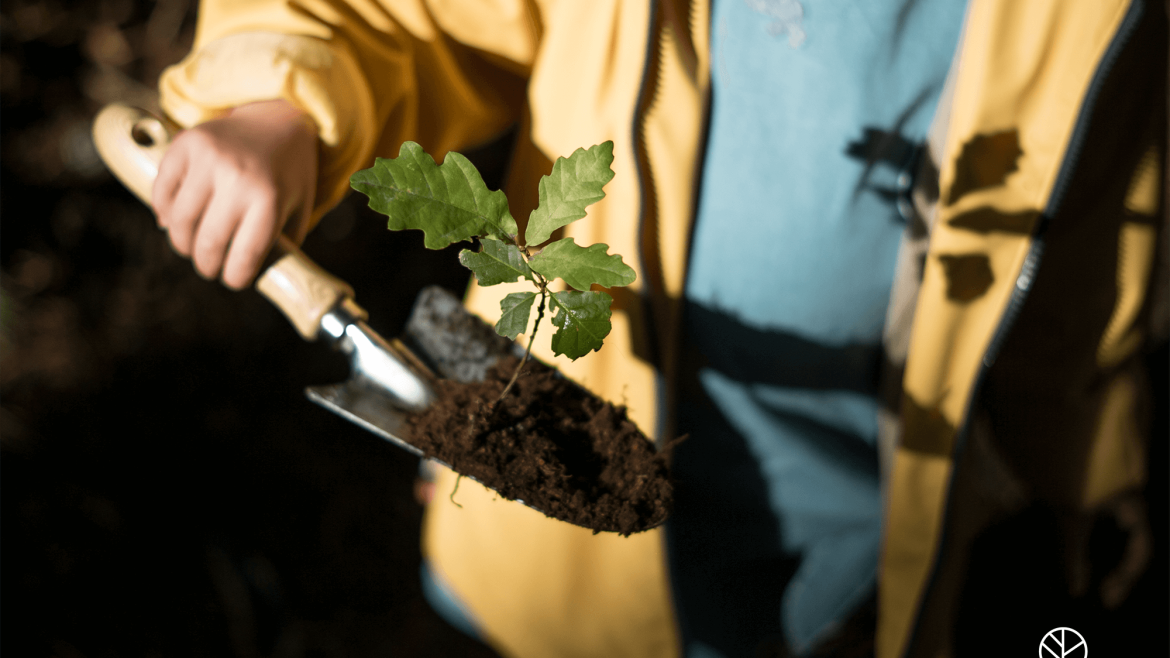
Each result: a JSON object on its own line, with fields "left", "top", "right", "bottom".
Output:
{"left": 1040, "top": 627, "right": 1087, "bottom": 658}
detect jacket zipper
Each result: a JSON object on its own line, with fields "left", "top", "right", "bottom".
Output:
{"left": 631, "top": 0, "right": 710, "bottom": 444}
{"left": 632, "top": 0, "right": 668, "bottom": 440}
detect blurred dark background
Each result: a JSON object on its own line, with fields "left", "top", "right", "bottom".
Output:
{"left": 1, "top": 1, "right": 504, "bottom": 655}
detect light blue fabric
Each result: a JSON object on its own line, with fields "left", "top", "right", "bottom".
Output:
{"left": 420, "top": 560, "right": 483, "bottom": 640}
{"left": 673, "top": 0, "right": 966, "bottom": 655}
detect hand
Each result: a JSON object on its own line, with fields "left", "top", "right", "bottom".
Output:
{"left": 151, "top": 99, "right": 319, "bottom": 290}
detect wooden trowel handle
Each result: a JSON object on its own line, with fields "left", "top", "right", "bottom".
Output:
{"left": 92, "top": 104, "right": 362, "bottom": 341}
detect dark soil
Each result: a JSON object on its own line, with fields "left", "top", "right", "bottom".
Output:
{"left": 408, "top": 356, "right": 673, "bottom": 535}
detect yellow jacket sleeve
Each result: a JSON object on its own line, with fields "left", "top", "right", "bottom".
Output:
{"left": 158, "top": 0, "right": 535, "bottom": 226}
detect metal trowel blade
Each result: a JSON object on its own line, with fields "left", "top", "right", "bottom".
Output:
{"left": 305, "top": 379, "right": 424, "bottom": 458}
{"left": 303, "top": 286, "right": 515, "bottom": 469}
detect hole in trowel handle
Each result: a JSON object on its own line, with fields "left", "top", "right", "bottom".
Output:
{"left": 131, "top": 116, "right": 167, "bottom": 148}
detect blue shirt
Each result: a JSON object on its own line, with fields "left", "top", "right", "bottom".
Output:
{"left": 670, "top": 1, "right": 966, "bottom": 654}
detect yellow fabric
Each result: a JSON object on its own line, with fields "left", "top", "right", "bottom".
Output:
{"left": 1099, "top": 143, "right": 1162, "bottom": 366}
{"left": 876, "top": 450, "right": 953, "bottom": 658}
{"left": 449, "top": 1, "right": 710, "bottom": 654}
{"left": 1099, "top": 221, "right": 1159, "bottom": 368}
{"left": 879, "top": 2, "right": 1133, "bottom": 656}
{"left": 160, "top": 32, "right": 375, "bottom": 225}
{"left": 426, "top": 467, "right": 676, "bottom": 658}
{"left": 638, "top": 14, "right": 709, "bottom": 305}
{"left": 160, "top": 0, "right": 527, "bottom": 226}
{"left": 445, "top": 4, "right": 710, "bottom": 652}
{"left": 1081, "top": 371, "right": 1148, "bottom": 508}
{"left": 1124, "top": 144, "right": 1162, "bottom": 216}
{"left": 903, "top": 0, "right": 1130, "bottom": 433}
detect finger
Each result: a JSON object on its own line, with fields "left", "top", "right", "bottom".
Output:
{"left": 191, "top": 192, "right": 246, "bottom": 281}
{"left": 297, "top": 148, "right": 320, "bottom": 243}
{"left": 282, "top": 196, "right": 314, "bottom": 246}
{"left": 165, "top": 168, "right": 215, "bottom": 257}
{"left": 283, "top": 164, "right": 318, "bottom": 246}
{"left": 220, "top": 195, "right": 280, "bottom": 290}
{"left": 151, "top": 142, "right": 189, "bottom": 225}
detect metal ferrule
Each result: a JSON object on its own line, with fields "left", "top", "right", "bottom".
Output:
{"left": 318, "top": 298, "right": 436, "bottom": 412}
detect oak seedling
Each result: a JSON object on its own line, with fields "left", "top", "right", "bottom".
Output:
{"left": 350, "top": 140, "right": 635, "bottom": 399}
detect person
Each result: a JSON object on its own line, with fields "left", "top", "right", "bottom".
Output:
{"left": 151, "top": 0, "right": 1166, "bottom": 655}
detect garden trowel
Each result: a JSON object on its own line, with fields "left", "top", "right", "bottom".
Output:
{"left": 90, "top": 104, "right": 508, "bottom": 465}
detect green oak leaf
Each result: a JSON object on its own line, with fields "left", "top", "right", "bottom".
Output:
{"left": 459, "top": 239, "right": 533, "bottom": 286}
{"left": 528, "top": 238, "right": 636, "bottom": 292}
{"left": 497, "top": 292, "right": 537, "bottom": 340}
{"left": 350, "top": 141, "right": 517, "bottom": 248}
{"left": 548, "top": 290, "right": 613, "bottom": 359}
{"left": 524, "top": 141, "right": 615, "bottom": 246}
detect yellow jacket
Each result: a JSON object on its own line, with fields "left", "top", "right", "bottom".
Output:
{"left": 160, "top": 1, "right": 1165, "bottom": 656}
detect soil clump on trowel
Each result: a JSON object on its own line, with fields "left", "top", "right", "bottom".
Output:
{"left": 402, "top": 288, "right": 673, "bottom": 535}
